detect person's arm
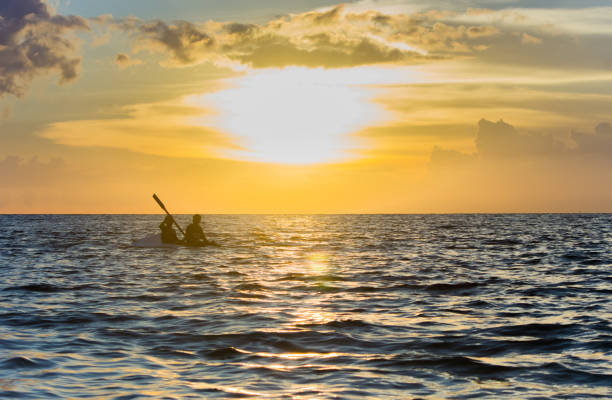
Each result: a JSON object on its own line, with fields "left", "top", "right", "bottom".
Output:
{"left": 197, "top": 226, "right": 207, "bottom": 242}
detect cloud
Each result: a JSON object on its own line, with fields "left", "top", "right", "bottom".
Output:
{"left": 115, "top": 53, "right": 129, "bottom": 64}
{"left": 572, "top": 122, "right": 612, "bottom": 156}
{"left": 114, "top": 53, "right": 141, "bottom": 68}
{"left": 230, "top": 35, "right": 409, "bottom": 69}
{"left": 466, "top": 25, "right": 499, "bottom": 38}
{"left": 38, "top": 100, "right": 239, "bottom": 158}
{"left": 117, "top": 18, "right": 214, "bottom": 66}
{"left": 409, "top": 6, "right": 612, "bottom": 71}
{"left": 113, "top": 6, "right": 501, "bottom": 69}
{"left": 0, "top": 0, "right": 89, "bottom": 98}
{"left": 521, "top": 33, "right": 541, "bottom": 45}
{"left": 430, "top": 118, "right": 612, "bottom": 166}
{"left": 100, "top": 5, "right": 611, "bottom": 72}
{"left": 474, "top": 119, "right": 567, "bottom": 158}
{"left": 426, "top": 119, "right": 612, "bottom": 212}
{"left": 454, "top": 6, "right": 612, "bottom": 35}
{"left": 466, "top": 8, "right": 495, "bottom": 16}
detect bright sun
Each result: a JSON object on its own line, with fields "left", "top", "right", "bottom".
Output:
{"left": 187, "top": 67, "right": 387, "bottom": 164}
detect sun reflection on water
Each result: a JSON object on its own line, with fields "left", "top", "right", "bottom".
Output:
{"left": 289, "top": 307, "right": 337, "bottom": 327}
{"left": 306, "top": 252, "right": 329, "bottom": 275}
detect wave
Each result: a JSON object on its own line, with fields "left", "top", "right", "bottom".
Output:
{"left": 482, "top": 239, "right": 523, "bottom": 246}
{"left": 202, "top": 347, "right": 247, "bottom": 359}
{"left": 2, "top": 214, "right": 611, "bottom": 398}
{"left": 1, "top": 356, "right": 54, "bottom": 369}
{"left": 373, "top": 355, "right": 524, "bottom": 377}
{"left": 109, "top": 294, "right": 169, "bottom": 302}
{"left": 3, "top": 283, "right": 98, "bottom": 293}
{"left": 298, "top": 318, "right": 377, "bottom": 330}
{"left": 488, "top": 323, "right": 582, "bottom": 338}
{"left": 233, "top": 283, "right": 268, "bottom": 291}
{"left": 388, "top": 281, "right": 483, "bottom": 293}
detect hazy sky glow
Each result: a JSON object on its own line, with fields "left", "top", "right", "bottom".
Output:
{"left": 1, "top": 0, "right": 611, "bottom": 213}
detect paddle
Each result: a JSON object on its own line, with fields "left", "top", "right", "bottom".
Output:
{"left": 152, "top": 194, "right": 186, "bottom": 237}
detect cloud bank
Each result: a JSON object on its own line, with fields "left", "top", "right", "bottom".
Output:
{"left": 102, "top": 4, "right": 612, "bottom": 74}
{"left": 426, "top": 119, "right": 612, "bottom": 211}
{"left": 5, "top": 2, "right": 610, "bottom": 98}
{"left": 0, "top": 0, "right": 89, "bottom": 98}
{"left": 115, "top": 5, "right": 500, "bottom": 68}
{"left": 39, "top": 100, "right": 239, "bottom": 159}
{"left": 431, "top": 119, "right": 612, "bottom": 163}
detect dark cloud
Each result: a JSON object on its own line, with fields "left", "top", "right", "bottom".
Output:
{"left": 232, "top": 35, "right": 411, "bottom": 69}
{"left": 118, "top": 18, "right": 214, "bottom": 65}
{"left": 572, "top": 122, "right": 612, "bottom": 156}
{"left": 466, "top": 25, "right": 499, "bottom": 38}
{"left": 431, "top": 119, "right": 612, "bottom": 168}
{"left": 475, "top": 119, "right": 567, "bottom": 158}
{"left": 115, "top": 53, "right": 129, "bottom": 64}
{"left": 114, "top": 52, "right": 140, "bottom": 68}
{"left": 372, "top": 14, "right": 392, "bottom": 26}
{"left": 310, "top": 5, "right": 344, "bottom": 25}
{"left": 0, "top": 0, "right": 88, "bottom": 98}
{"left": 224, "top": 23, "right": 258, "bottom": 36}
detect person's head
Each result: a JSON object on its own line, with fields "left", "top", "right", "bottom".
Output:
{"left": 192, "top": 214, "right": 201, "bottom": 224}
{"left": 163, "top": 215, "right": 173, "bottom": 224}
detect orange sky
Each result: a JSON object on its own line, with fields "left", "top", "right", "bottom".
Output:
{"left": 1, "top": 1, "right": 611, "bottom": 213}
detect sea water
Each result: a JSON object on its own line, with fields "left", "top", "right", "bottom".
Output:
{"left": 0, "top": 214, "right": 610, "bottom": 399}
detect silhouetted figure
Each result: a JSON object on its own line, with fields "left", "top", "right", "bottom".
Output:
{"left": 159, "top": 215, "right": 181, "bottom": 244}
{"left": 185, "top": 214, "right": 208, "bottom": 246}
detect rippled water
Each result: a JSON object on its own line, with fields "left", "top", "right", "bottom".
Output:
{"left": 1, "top": 214, "right": 611, "bottom": 399}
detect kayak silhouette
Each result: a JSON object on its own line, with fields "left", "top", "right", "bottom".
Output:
{"left": 133, "top": 194, "right": 219, "bottom": 248}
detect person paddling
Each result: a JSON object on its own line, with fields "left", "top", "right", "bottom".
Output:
{"left": 159, "top": 215, "right": 182, "bottom": 244}
{"left": 184, "top": 214, "right": 210, "bottom": 246}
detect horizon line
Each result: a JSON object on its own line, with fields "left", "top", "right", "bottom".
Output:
{"left": 1, "top": 212, "right": 611, "bottom": 216}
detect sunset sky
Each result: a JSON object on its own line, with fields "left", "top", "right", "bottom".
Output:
{"left": 1, "top": 0, "right": 611, "bottom": 213}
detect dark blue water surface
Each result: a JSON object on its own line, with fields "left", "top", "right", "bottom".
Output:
{"left": 1, "top": 214, "right": 611, "bottom": 399}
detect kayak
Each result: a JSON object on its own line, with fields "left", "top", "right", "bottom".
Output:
{"left": 132, "top": 233, "right": 216, "bottom": 248}
{"left": 133, "top": 233, "right": 181, "bottom": 248}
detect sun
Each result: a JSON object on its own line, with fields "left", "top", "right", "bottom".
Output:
{"left": 186, "top": 67, "right": 387, "bottom": 164}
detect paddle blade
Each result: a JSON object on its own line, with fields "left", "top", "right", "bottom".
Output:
{"left": 152, "top": 194, "right": 167, "bottom": 212}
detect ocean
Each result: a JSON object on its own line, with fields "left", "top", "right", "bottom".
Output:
{"left": 1, "top": 214, "right": 610, "bottom": 399}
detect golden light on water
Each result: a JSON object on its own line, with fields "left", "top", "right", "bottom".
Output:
{"left": 250, "top": 351, "right": 343, "bottom": 360}
{"left": 307, "top": 252, "right": 330, "bottom": 275}
{"left": 290, "top": 307, "right": 337, "bottom": 326}
{"left": 186, "top": 67, "right": 387, "bottom": 164}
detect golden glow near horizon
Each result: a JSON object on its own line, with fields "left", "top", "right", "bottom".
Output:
{"left": 1, "top": 1, "right": 612, "bottom": 212}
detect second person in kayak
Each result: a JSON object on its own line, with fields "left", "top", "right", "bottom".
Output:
{"left": 184, "top": 214, "right": 209, "bottom": 246}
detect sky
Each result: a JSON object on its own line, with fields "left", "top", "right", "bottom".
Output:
{"left": 1, "top": 0, "right": 611, "bottom": 213}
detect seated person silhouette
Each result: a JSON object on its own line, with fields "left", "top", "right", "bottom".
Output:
{"left": 159, "top": 215, "right": 181, "bottom": 244}
{"left": 184, "top": 214, "right": 209, "bottom": 246}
